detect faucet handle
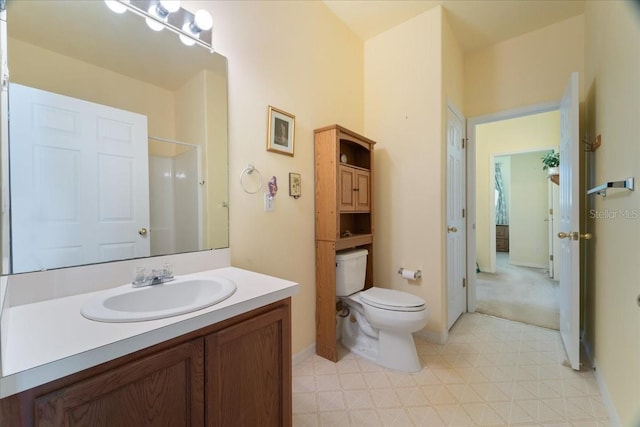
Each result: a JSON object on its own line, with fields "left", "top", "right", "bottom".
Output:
{"left": 133, "top": 266, "right": 147, "bottom": 284}
{"left": 162, "top": 263, "right": 173, "bottom": 279}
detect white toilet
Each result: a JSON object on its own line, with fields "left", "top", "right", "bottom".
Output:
{"left": 336, "top": 249, "right": 428, "bottom": 373}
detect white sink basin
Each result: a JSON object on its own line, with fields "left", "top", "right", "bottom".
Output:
{"left": 81, "top": 276, "right": 236, "bottom": 322}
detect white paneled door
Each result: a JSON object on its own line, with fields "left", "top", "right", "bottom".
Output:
{"left": 9, "top": 83, "right": 150, "bottom": 273}
{"left": 447, "top": 104, "right": 467, "bottom": 329}
{"left": 558, "top": 72, "right": 582, "bottom": 370}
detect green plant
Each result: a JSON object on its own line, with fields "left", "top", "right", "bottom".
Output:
{"left": 541, "top": 150, "right": 560, "bottom": 170}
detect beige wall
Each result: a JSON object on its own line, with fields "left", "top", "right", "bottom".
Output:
{"left": 465, "top": 15, "right": 584, "bottom": 117}
{"left": 193, "top": 0, "right": 364, "bottom": 354}
{"left": 584, "top": 1, "right": 640, "bottom": 425}
{"left": 203, "top": 70, "right": 230, "bottom": 250}
{"left": 509, "top": 151, "right": 550, "bottom": 268}
{"left": 475, "top": 111, "right": 559, "bottom": 272}
{"left": 172, "top": 70, "right": 229, "bottom": 250}
{"left": 364, "top": 7, "right": 464, "bottom": 339}
{"left": 8, "top": 38, "right": 176, "bottom": 138}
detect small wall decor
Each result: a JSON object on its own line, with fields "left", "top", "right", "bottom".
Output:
{"left": 267, "top": 105, "right": 295, "bottom": 156}
{"left": 268, "top": 176, "right": 278, "bottom": 198}
{"left": 289, "top": 173, "right": 301, "bottom": 199}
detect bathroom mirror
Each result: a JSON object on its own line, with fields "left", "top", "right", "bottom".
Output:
{"left": 1, "top": 0, "right": 229, "bottom": 274}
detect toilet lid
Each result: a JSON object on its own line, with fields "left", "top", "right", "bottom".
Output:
{"left": 359, "top": 287, "right": 426, "bottom": 312}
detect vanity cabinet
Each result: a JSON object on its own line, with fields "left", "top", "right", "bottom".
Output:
{"left": 33, "top": 340, "right": 204, "bottom": 426}
{"left": 315, "top": 125, "right": 375, "bottom": 362}
{"left": 0, "top": 299, "right": 292, "bottom": 427}
{"left": 206, "top": 304, "right": 291, "bottom": 427}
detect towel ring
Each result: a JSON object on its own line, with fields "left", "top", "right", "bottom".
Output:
{"left": 240, "top": 164, "right": 263, "bottom": 194}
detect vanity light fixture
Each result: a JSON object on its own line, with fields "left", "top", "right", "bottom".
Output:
{"left": 179, "top": 9, "right": 213, "bottom": 47}
{"left": 103, "top": 0, "right": 214, "bottom": 52}
{"left": 145, "top": 0, "right": 180, "bottom": 31}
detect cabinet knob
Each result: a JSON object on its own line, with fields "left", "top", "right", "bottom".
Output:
{"left": 447, "top": 226, "right": 457, "bottom": 233}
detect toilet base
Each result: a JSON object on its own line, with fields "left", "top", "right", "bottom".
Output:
{"left": 341, "top": 315, "right": 378, "bottom": 362}
{"left": 341, "top": 321, "right": 422, "bottom": 373}
{"left": 377, "top": 330, "right": 422, "bottom": 373}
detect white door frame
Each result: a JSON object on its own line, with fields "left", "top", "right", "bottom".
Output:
{"left": 466, "top": 102, "right": 559, "bottom": 312}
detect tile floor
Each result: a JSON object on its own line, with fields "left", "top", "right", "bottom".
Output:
{"left": 293, "top": 313, "right": 610, "bottom": 426}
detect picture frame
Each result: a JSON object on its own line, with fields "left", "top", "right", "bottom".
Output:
{"left": 267, "top": 105, "right": 295, "bottom": 156}
{"left": 289, "top": 172, "right": 301, "bottom": 199}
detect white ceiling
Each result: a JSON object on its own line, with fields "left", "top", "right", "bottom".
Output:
{"left": 323, "top": 0, "right": 585, "bottom": 52}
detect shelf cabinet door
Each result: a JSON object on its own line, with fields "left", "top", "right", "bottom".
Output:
{"left": 339, "top": 165, "right": 370, "bottom": 212}
{"left": 354, "top": 169, "right": 370, "bottom": 211}
{"left": 339, "top": 165, "right": 355, "bottom": 211}
{"left": 205, "top": 305, "right": 292, "bottom": 427}
{"left": 33, "top": 339, "right": 204, "bottom": 427}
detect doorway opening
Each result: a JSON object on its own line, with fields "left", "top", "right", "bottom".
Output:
{"left": 467, "top": 105, "right": 562, "bottom": 329}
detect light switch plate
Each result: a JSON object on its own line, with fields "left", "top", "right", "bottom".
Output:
{"left": 264, "top": 193, "right": 274, "bottom": 212}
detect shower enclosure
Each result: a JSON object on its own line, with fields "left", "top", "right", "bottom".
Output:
{"left": 148, "top": 137, "right": 203, "bottom": 256}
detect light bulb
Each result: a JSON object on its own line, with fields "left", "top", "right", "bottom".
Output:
{"left": 194, "top": 10, "right": 213, "bottom": 31}
{"left": 146, "top": 5, "right": 165, "bottom": 31}
{"left": 104, "top": 0, "right": 128, "bottom": 14}
{"left": 180, "top": 22, "right": 196, "bottom": 46}
{"left": 159, "top": 0, "right": 181, "bottom": 14}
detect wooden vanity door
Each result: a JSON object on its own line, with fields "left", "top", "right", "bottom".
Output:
{"left": 205, "top": 305, "right": 292, "bottom": 427}
{"left": 33, "top": 339, "right": 204, "bottom": 427}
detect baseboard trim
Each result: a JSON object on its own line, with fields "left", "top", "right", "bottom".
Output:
{"left": 292, "top": 343, "right": 316, "bottom": 365}
{"left": 593, "top": 358, "right": 622, "bottom": 427}
{"left": 508, "top": 260, "right": 548, "bottom": 269}
{"left": 415, "top": 328, "right": 448, "bottom": 345}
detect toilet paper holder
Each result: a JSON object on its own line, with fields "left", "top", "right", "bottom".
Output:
{"left": 397, "top": 268, "right": 422, "bottom": 280}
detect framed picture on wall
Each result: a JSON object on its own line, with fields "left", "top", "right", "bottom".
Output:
{"left": 267, "top": 105, "right": 295, "bottom": 156}
{"left": 289, "top": 172, "right": 301, "bottom": 199}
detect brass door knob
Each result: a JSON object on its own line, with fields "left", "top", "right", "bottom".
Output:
{"left": 447, "top": 226, "right": 458, "bottom": 233}
{"left": 138, "top": 227, "right": 148, "bottom": 236}
{"left": 558, "top": 231, "right": 592, "bottom": 240}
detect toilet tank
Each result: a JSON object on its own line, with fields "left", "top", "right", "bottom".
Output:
{"left": 335, "top": 249, "right": 368, "bottom": 296}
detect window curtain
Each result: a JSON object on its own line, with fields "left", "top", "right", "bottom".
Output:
{"left": 495, "top": 163, "right": 508, "bottom": 225}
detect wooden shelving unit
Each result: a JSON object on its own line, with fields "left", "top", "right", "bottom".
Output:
{"left": 314, "top": 125, "right": 376, "bottom": 362}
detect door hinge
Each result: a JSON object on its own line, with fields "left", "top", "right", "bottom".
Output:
{"left": 462, "top": 138, "right": 468, "bottom": 149}
{"left": 549, "top": 208, "right": 553, "bottom": 215}
{"left": 462, "top": 278, "right": 466, "bottom": 288}
{"left": 462, "top": 208, "right": 465, "bottom": 218}
{"left": 550, "top": 254, "right": 554, "bottom": 261}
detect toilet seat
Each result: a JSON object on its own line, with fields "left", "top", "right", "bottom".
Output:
{"left": 359, "top": 287, "right": 425, "bottom": 312}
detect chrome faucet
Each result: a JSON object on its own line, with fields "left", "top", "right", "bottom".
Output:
{"left": 132, "top": 264, "right": 174, "bottom": 288}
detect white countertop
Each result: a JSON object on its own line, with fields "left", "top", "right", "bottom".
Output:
{"left": 0, "top": 267, "right": 299, "bottom": 398}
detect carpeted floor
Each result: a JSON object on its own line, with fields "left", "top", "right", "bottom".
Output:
{"left": 475, "top": 252, "right": 560, "bottom": 330}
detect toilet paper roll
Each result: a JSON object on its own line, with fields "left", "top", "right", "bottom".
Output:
{"left": 401, "top": 269, "right": 418, "bottom": 280}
